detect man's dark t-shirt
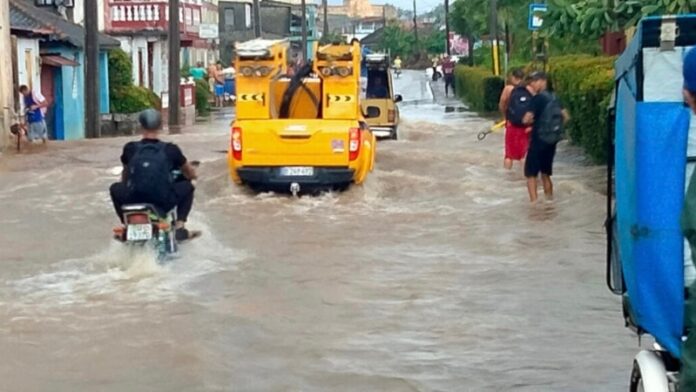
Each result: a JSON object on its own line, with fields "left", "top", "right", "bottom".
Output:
{"left": 121, "top": 139, "right": 187, "bottom": 169}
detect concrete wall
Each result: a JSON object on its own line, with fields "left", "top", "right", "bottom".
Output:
{"left": 0, "top": 0, "right": 13, "bottom": 150}
{"left": 71, "top": 0, "right": 105, "bottom": 30}
{"left": 16, "top": 38, "right": 41, "bottom": 91}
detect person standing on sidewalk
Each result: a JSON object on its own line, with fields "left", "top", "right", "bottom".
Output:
{"left": 522, "top": 71, "right": 569, "bottom": 202}
{"left": 679, "top": 46, "right": 696, "bottom": 392}
{"left": 441, "top": 56, "right": 456, "bottom": 97}
{"left": 498, "top": 68, "right": 530, "bottom": 170}
{"left": 19, "top": 85, "right": 48, "bottom": 144}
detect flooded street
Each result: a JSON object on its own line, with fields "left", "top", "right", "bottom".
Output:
{"left": 0, "top": 71, "right": 635, "bottom": 391}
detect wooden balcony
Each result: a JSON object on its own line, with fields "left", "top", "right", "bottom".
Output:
{"left": 107, "top": 1, "right": 202, "bottom": 40}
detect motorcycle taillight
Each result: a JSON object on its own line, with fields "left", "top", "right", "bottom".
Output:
{"left": 126, "top": 213, "right": 149, "bottom": 224}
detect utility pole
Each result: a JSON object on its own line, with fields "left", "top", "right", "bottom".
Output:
{"left": 301, "top": 0, "right": 308, "bottom": 62}
{"left": 253, "top": 0, "right": 261, "bottom": 38}
{"left": 322, "top": 0, "right": 329, "bottom": 41}
{"left": 489, "top": 0, "right": 500, "bottom": 76}
{"left": 169, "top": 0, "right": 181, "bottom": 130}
{"left": 444, "top": 0, "right": 450, "bottom": 56}
{"left": 84, "top": 0, "right": 100, "bottom": 138}
{"left": 0, "top": 0, "right": 12, "bottom": 151}
{"left": 412, "top": 0, "right": 419, "bottom": 55}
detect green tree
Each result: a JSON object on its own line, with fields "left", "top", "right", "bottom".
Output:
{"left": 547, "top": 0, "right": 696, "bottom": 40}
{"left": 380, "top": 23, "right": 416, "bottom": 58}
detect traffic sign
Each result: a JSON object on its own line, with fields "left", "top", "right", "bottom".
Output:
{"left": 529, "top": 4, "right": 548, "bottom": 31}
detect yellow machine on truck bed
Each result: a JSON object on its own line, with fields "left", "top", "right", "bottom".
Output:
{"left": 228, "top": 39, "right": 376, "bottom": 193}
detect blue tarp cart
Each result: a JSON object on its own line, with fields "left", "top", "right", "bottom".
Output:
{"left": 608, "top": 15, "right": 696, "bottom": 391}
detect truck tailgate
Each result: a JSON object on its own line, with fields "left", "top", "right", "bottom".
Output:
{"left": 236, "top": 119, "right": 358, "bottom": 166}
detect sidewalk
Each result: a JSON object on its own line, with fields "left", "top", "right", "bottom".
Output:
{"left": 429, "top": 77, "right": 466, "bottom": 110}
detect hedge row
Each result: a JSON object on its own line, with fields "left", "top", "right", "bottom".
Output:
{"left": 453, "top": 66, "right": 505, "bottom": 112}
{"left": 546, "top": 55, "right": 615, "bottom": 163}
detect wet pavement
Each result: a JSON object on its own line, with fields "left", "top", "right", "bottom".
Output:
{"left": 0, "top": 70, "right": 636, "bottom": 391}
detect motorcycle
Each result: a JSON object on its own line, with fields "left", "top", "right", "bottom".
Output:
{"left": 112, "top": 161, "right": 199, "bottom": 262}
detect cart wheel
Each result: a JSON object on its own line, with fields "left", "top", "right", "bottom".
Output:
{"left": 630, "top": 362, "right": 644, "bottom": 392}
{"left": 630, "top": 351, "right": 670, "bottom": 392}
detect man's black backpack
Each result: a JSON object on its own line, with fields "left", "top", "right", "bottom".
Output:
{"left": 127, "top": 142, "right": 174, "bottom": 205}
{"left": 537, "top": 92, "right": 565, "bottom": 145}
{"left": 506, "top": 85, "right": 533, "bottom": 126}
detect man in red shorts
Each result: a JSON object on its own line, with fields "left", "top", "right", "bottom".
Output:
{"left": 499, "top": 68, "right": 532, "bottom": 170}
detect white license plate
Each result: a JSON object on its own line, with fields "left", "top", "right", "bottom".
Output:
{"left": 127, "top": 224, "right": 153, "bottom": 241}
{"left": 279, "top": 167, "right": 314, "bottom": 176}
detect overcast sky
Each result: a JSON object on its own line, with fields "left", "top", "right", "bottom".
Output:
{"left": 325, "top": 0, "right": 441, "bottom": 14}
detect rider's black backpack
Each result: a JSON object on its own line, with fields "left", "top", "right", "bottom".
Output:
{"left": 536, "top": 92, "right": 565, "bottom": 145}
{"left": 506, "top": 85, "right": 533, "bottom": 126}
{"left": 127, "top": 142, "right": 174, "bottom": 205}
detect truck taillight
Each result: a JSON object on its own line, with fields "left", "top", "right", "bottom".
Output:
{"left": 349, "top": 127, "right": 360, "bottom": 161}
{"left": 388, "top": 109, "right": 396, "bottom": 122}
{"left": 231, "top": 126, "right": 242, "bottom": 160}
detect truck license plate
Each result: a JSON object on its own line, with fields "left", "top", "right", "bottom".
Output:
{"left": 127, "top": 224, "right": 153, "bottom": 241}
{"left": 280, "top": 167, "right": 314, "bottom": 176}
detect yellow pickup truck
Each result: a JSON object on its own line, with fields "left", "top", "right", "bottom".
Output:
{"left": 228, "top": 39, "right": 376, "bottom": 194}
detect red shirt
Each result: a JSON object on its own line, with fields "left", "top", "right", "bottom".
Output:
{"left": 442, "top": 60, "right": 455, "bottom": 75}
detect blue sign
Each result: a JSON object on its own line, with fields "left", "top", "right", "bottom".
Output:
{"left": 528, "top": 4, "right": 548, "bottom": 31}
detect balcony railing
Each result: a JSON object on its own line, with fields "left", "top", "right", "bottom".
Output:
{"left": 108, "top": 1, "right": 202, "bottom": 38}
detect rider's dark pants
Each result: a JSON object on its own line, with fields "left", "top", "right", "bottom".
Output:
{"left": 109, "top": 180, "right": 195, "bottom": 223}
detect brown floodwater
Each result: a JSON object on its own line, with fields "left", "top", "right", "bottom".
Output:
{"left": 0, "top": 71, "right": 635, "bottom": 391}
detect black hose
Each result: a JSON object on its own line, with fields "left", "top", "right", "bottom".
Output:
{"left": 279, "top": 62, "right": 320, "bottom": 119}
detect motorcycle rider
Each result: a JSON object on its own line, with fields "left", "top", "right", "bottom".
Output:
{"left": 109, "top": 109, "right": 200, "bottom": 242}
{"left": 393, "top": 56, "right": 402, "bottom": 77}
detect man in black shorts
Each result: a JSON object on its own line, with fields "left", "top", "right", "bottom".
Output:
{"left": 109, "top": 109, "right": 200, "bottom": 241}
{"left": 523, "top": 71, "right": 569, "bottom": 202}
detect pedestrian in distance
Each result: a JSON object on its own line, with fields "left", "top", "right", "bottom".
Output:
{"left": 441, "top": 56, "right": 456, "bottom": 97}
{"left": 498, "top": 68, "right": 531, "bottom": 170}
{"left": 18, "top": 85, "right": 49, "bottom": 144}
{"left": 679, "top": 46, "right": 696, "bottom": 392}
{"left": 190, "top": 61, "right": 206, "bottom": 80}
{"left": 522, "top": 71, "right": 569, "bottom": 203}
{"left": 214, "top": 63, "right": 225, "bottom": 108}
{"left": 207, "top": 61, "right": 218, "bottom": 95}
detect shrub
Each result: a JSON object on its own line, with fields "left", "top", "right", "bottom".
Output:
{"left": 108, "top": 48, "right": 132, "bottom": 88}
{"left": 195, "top": 79, "right": 211, "bottom": 116}
{"left": 546, "top": 55, "right": 615, "bottom": 163}
{"left": 181, "top": 65, "right": 192, "bottom": 78}
{"left": 111, "top": 85, "right": 161, "bottom": 114}
{"left": 108, "top": 48, "right": 162, "bottom": 114}
{"left": 454, "top": 65, "right": 505, "bottom": 112}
